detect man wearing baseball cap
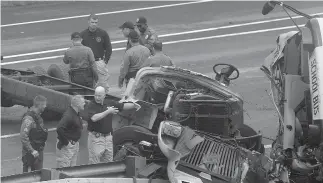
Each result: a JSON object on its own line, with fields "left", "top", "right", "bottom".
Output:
{"left": 63, "top": 32, "right": 98, "bottom": 88}
{"left": 135, "top": 16, "right": 159, "bottom": 55}
{"left": 119, "top": 21, "right": 135, "bottom": 51}
{"left": 119, "top": 30, "right": 151, "bottom": 88}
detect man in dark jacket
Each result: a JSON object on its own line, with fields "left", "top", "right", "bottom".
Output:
{"left": 56, "top": 95, "right": 86, "bottom": 168}
{"left": 20, "top": 95, "right": 48, "bottom": 172}
{"left": 80, "top": 14, "right": 112, "bottom": 92}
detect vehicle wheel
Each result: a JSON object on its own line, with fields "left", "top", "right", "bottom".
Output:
{"left": 239, "top": 124, "right": 257, "bottom": 136}
{"left": 47, "top": 64, "right": 69, "bottom": 81}
{"left": 27, "top": 66, "right": 47, "bottom": 75}
{"left": 41, "top": 108, "right": 62, "bottom": 122}
{"left": 238, "top": 124, "right": 262, "bottom": 152}
{"left": 113, "top": 125, "right": 154, "bottom": 159}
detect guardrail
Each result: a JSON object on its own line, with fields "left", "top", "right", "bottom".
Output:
{"left": 1, "top": 156, "right": 146, "bottom": 183}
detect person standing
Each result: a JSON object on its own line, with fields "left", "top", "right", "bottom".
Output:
{"left": 80, "top": 14, "right": 112, "bottom": 91}
{"left": 20, "top": 95, "right": 48, "bottom": 173}
{"left": 56, "top": 95, "right": 86, "bottom": 168}
{"left": 63, "top": 32, "right": 98, "bottom": 88}
{"left": 144, "top": 40, "right": 174, "bottom": 67}
{"left": 119, "top": 30, "right": 151, "bottom": 88}
{"left": 135, "top": 16, "right": 159, "bottom": 55}
{"left": 85, "top": 86, "right": 137, "bottom": 164}
{"left": 119, "top": 21, "right": 135, "bottom": 51}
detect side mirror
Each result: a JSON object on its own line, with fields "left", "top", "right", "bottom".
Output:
{"left": 262, "top": 1, "right": 276, "bottom": 15}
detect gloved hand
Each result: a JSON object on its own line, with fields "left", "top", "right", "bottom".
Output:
{"left": 31, "top": 150, "right": 39, "bottom": 157}
{"left": 57, "top": 140, "right": 64, "bottom": 150}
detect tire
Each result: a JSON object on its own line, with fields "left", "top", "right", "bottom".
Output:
{"left": 113, "top": 125, "right": 154, "bottom": 155}
{"left": 238, "top": 124, "right": 263, "bottom": 152}
{"left": 47, "top": 64, "right": 69, "bottom": 81}
{"left": 239, "top": 124, "right": 258, "bottom": 137}
{"left": 27, "top": 66, "right": 47, "bottom": 75}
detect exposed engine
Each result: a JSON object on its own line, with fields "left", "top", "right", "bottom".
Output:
{"left": 164, "top": 88, "right": 241, "bottom": 137}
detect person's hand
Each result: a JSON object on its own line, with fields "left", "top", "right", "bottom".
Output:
{"left": 57, "top": 140, "right": 63, "bottom": 150}
{"left": 31, "top": 150, "right": 39, "bottom": 157}
{"left": 107, "top": 106, "right": 119, "bottom": 114}
{"left": 93, "top": 71, "right": 99, "bottom": 82}
{"left": 118, "top": 80, "right": 123, "bottom": 88}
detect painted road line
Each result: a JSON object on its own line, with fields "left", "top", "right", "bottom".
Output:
{"left": 163, "top": 24, "right": 304, "bottom": 44}
{"left": 1, "top": 0, "right": 213, "bottom": 28}
{"left": 1, "top": 47, "right": 126, "bottom": 65}
{"left": 0, "top": 24, "right": 304, "bottom": 66}
{"left": 3, "top": 12, "right": 323, "bottom": 60}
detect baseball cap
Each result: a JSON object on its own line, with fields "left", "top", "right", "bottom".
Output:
{"left": 136, "top": 17, "right": 147, "bottom": 25}
{"left": 71, "top": 32, "right": 81, "bottom": 40}
{"left": 119, "top": 21, "right": 135, "bottom": 29}
{"left": 128, "top": 30, "right": 139, "bottom": 40}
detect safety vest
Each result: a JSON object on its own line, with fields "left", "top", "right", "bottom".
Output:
{"left": 22, "top": 110, "right": 48, "bottom": 151}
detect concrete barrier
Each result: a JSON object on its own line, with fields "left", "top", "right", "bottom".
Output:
{"left": 1, "top": 1, "right": 68, "bottom": 8}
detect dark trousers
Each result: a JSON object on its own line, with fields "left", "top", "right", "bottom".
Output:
{"left": 69, "top": 68, "right": 95, "bottom": 88}
{"left": 22, "top": 151, "right": 44, "bottom": 173}
{"left": 125, "top": 70, "right": 138, "bottom": 86}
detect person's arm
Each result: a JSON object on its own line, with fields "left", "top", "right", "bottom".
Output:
{"left": 91, "top": 107, "right": 116, "bottom": 122}
{"left": 142, "top": 57, "right": 152, "bottom": 67}
{"left": 63, "top": 50, "right": 69, "bottom": 64}
{"left": 56, "top": 112, "right": 71, "bottom": 146}
{"left": 20, "top": 116, "right": 36, "bottom": 153}
{"left": 88, "top": 48, "right": 98, "bottom": 81}
{"left": 169, "top": 57, "right": 175, "bottom": 66}
{"left": 119, "top": 52, "right": 131, "bottom": 86}
{"left": 145, "top": 32, "right": 157, "bottom": 52}
{"left": 104, "top": 31, "right": 112, "bottom": 64}
{"left": 80, "top": 30, "right": 86, "bottom": 46}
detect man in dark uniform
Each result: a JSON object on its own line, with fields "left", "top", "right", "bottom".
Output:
{"left": 80, "top": 14, "right": 112, "bottom": 92}
{"left": 119, "top": 21, "right": 135, "bottom": 51}
{"left": 56, "top": 95, "right": 86, "bottom": 168}
{"left": 20, "top": 95, "right": 48, "bottom": 173}
{"left": 63, "top": 32, "right": 98, "bottom": 88}
{"left": 119, "top": 30, "right": 151, "bottom": 88}
{"left": 144, "top": 40, "right": 174, "bottom": 67}
{"left": 85, "top": 86, "right": 138, "bottom": 164}
{"left": 135, "top": 16, "right": 159, "bottom": 55}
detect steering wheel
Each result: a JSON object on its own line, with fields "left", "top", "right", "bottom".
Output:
{"left": 213, "top": 63, "right": 240, "bottom": 81}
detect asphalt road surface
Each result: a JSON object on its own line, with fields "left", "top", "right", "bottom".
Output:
{"left": 1, "top": 1, "right": 323, "bottom": 177}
